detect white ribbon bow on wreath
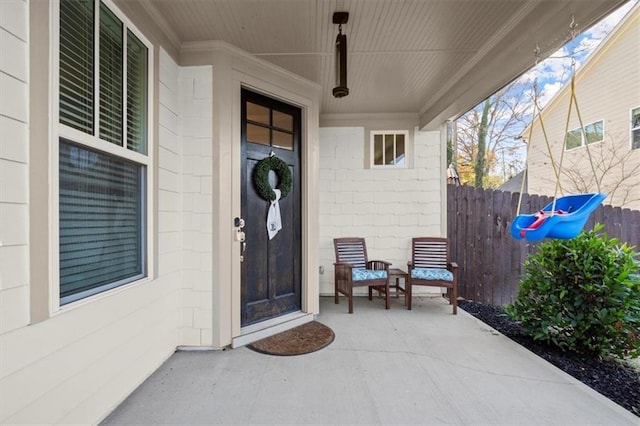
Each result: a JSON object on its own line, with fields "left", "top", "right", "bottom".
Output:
{"left": 266, "top": 189, "right": 282, "bottom": 240}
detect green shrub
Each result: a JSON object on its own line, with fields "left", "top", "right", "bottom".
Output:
{"left": 506, "top": 224, "right": 640, "bottom": 358}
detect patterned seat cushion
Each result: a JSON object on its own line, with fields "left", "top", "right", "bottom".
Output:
{"left": 411, "top": 267, "right": 453, "bottom": 282}
{"left": 352, "top": 268, "right": 388, "bottom": 281}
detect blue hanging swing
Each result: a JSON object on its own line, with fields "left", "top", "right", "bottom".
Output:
{"left": 510, "top": 44, "right": 605, "bottom": 242}
{"left": 510, "top": 193, "right": 606, "bottom": 241}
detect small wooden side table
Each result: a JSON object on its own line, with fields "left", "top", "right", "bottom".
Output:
{"left": 388, "top": 268, "right": 408, "bottom": 301}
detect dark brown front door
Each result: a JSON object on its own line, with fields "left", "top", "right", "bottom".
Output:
{"left": 240, "top": 89, "right": 302, "bottom": 326}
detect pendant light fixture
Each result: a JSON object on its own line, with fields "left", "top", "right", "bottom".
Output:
{"left": 332, "top": 12, "right": 349, "bottom": 98}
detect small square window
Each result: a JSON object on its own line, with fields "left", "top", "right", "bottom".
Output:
{"left": 371, "top": 131, "right": 407, "bottom": 168}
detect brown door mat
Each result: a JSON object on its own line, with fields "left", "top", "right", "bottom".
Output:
{"left": 246, "top": 321, "right": 335, "bottom": 356}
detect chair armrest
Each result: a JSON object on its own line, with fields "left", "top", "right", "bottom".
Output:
{"left": 334, "top": 261, "right": 354, "bottom": 270}
{"left": 407, "top": 261, "right": 413, "bottom": 271}
{"left": 368, "top": 260, "right": 391, "bottom": 270}
{"left": 448, "top": 262, "right": 459, "bottom": 271}
{"left": 334, "top": 262, "right": 353, "bottom": 282}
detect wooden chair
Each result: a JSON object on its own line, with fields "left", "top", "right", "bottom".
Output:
{"left": 407, "top": 237, "right": 458, "bottom": 314}
{"left": 333, "top": 238, "right": 391, "bottom": 314}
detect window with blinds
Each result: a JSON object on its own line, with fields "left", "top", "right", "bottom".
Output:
{"left": 59, "top": 142, "right": 144, "bottom": 303}
{"left": 58, "top": 0, "right": 149, "bottom": 304}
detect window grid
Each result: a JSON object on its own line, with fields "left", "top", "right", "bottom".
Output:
{"left": 245, "top": 101, "right": 295, "bottom": 150}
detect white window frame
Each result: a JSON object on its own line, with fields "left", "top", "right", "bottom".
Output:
{"left": 50, "top": 0, "right": 155, "bottom": 311}
{"left": 370, "top": 130, "right": 409, "bottom": 168}
{"left": 631, "top": 106, "right": 640, "bottom": 150}
{"left": 565, "top": 119, "right": 604, "bottom": 151}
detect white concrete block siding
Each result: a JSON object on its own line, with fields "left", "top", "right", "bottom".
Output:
{"left": 318, "top": 126, "right": 443, "bottom": 296}
{"left": 179, "top": 64, "right": 214, "bottom": 346}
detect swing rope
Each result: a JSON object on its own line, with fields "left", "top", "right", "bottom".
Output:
{"left": 568, "top": 70, "right": 602, "bottom": 193}
{"left": 552, "top": 34, "right": 602, "bottom": 213}
{"left": 516, "top": 50, "right": 563, "bottom": 216}
{"left": 518, "top": 18, "right": 602, "bottom": 217}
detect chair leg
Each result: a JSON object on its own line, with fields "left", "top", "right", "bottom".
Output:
{"left": 452, "top": 285, "right": 458, "bottom": 315}
{"left": 368, "top": 286, "right": 373, "bottom": 301}
{"left": 348, "top": 286, "right": 354, "bottom": 314}
{"left": 335, "top": 280, "right": 339, "bottom": 305}
{"left": 407, "top": 282, "right": 412, "bottom": 310}
{"left": 384, "top": 283, "right": 390, "bottom": 309}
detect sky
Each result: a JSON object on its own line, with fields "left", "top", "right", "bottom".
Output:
{"left": 523, "top": 0, "right": 637, "bottom": 108}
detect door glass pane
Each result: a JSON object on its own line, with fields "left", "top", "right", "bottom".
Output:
{"left": 395, "top": 134, "right": 405, "bottom": 166}
{"left": 247, "top": 123, "right": 270, "bottom": 145}
{"left": 273, "top": 130, "right": 293, "bottom": 150}
{"left": 99, "top": 2, "right": 123, "bottom": 146}
{"left": 384, "top": 134, "right": 394, "bottom": 165}
{"left": 59, "top": 141, "right": 144, "bottom": 305}
{"left": 127, "top": 30, "right": 148, "bottom": 154}
{"left": 374, "top": 134, "right": 383, "bottom": 165}
{"left": 59, "top": 0, "right": 94, "bottom": 134}
{"left": 273, "top": 111, "right": 293, "bottom": 131}
{"left": 247, "top": 102, "right": 270, "bottom": 125}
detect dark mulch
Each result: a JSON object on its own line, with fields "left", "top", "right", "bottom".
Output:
{"left": 458, "top": 299, "right": 640, "bottom": 417}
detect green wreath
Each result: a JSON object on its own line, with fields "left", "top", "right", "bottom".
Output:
{"left": 253, "top": 156, "right": 292, "bottom": 201}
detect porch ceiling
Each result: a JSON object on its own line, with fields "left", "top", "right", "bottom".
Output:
{"left": 131, "top": 0, "right": 626, "bottom": 129}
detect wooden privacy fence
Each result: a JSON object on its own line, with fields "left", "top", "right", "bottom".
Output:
{"left": 447, "top": 185, "right": 640, "bottom": 307}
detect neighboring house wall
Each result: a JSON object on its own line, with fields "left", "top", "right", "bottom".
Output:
{"left": 318, "top": 125, "right": 446, "bottom": 295}
{"left": 527, "top": 6, "right": 640, "bottom": 210}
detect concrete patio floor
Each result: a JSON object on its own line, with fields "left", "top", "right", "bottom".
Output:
{"left": 102, "top": 296, "right": 638, "bottom": 425}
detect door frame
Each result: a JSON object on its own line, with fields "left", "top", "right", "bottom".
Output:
{"left": 239, "top": 88, "right": 302, "bottom": 327}
{"left": 228, "top": 71, "right": 320, "bottom": 346}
